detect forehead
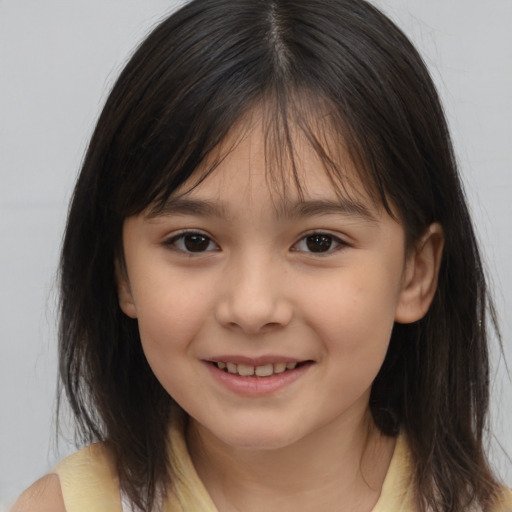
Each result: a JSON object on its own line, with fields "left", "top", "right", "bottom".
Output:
{"left": 154, "top": 106, "right": 381, "bottom": 219}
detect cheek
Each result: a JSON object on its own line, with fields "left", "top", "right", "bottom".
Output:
{"left": 134, "top": 288, "right": 210, "bottom": 404}
{"left": 303, "top": 263, "right": 400, "bottom": 366}
{"left": 131, "top": 274, "right": 215, "bottom": 382}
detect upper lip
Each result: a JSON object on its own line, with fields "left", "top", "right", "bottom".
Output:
{"left": 206, "top": 355, "right": 307, "bottom": 366}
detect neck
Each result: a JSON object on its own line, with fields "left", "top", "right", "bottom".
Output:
{"left": 186, "top": 409, "right": 396, "bottom": 512}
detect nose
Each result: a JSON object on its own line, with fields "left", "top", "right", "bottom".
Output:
{"left": 214, "top": 253, "right": 294, "bottom": 334}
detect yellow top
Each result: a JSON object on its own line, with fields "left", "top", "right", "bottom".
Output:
{"left": 53, "top": 422, "right": 512, "bottom": 512}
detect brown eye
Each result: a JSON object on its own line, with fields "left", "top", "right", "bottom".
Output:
{"left": 306, "top": 234, "right": 334, "bottom": 252}
{"left": 292, "top": 232, "right": 346, "bottom": 254}
{"left": 183, "top": 234, "right": 210, "bottom": 252}
{"left": 167, "top": 232, "right": 219, "bottom": 253}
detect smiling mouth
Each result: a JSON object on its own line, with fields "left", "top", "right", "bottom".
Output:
{"left": 210, "top": 361, "right": 309, "bottom": 377}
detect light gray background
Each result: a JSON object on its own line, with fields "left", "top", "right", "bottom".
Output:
{"left": 1, "top": 0, "right": 511, "bottom": 506}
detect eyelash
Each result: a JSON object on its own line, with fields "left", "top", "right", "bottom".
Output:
{"left": 164, "top": 230, "right": 220, "bottom": 253}
{"left": 163, "top": 230, "right": 348, "bottom": 255}
{"left": 292, "top": 231, "right": 348, "bottom": 255}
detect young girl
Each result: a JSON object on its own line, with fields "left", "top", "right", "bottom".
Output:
{"left": 13, "top": 0, "right": 512, "bottom": 511}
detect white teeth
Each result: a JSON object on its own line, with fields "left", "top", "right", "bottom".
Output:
{"left": 215, "top": 361, "right": 302, "bottom": 376}
{"left": 255, "top": 364, "right": 274, "bottom": 377}
{"left": 273, "top": 362, "right": 286, "bottom": 374}
{"left": 237, "top": 363, "right": 255, "bottom": 376}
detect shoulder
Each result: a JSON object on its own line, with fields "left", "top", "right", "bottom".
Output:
{"left": 53, "top": 442, "right": 115, "bottom": 476}
{"left": 12, "top": 443, "right": 122, "bottom": 512}
{"left": 11, "top": 473, "right": 66, "bottom": 512}
{"left": 54, "top": 443, "right": 122, "bottom": 511}
{"left": 492, "top": 485, "right": 512, "bottom": 511}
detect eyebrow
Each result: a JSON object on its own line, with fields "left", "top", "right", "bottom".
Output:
{"left": 282, "top": 199, "right": 376, "bottom": 222}
{"left": 147, "top": 198, "right": 226, "bottom": 218}
{"left": 147, "top": 197, "right": 376, "bottom": 222}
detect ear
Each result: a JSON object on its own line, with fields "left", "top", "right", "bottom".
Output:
{"left": 115, "top": 260, "right": 138, "bottom": 319}
{"left": 395, "top": 223, "right": 444, "bottom": 324}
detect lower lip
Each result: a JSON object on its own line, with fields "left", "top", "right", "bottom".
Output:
{"left": 204, "top": 361, "right": 313, "bottom": 396}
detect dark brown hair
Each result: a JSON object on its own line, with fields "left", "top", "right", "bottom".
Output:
{"left": 58, "top": 0, "right": 503, "bottom": 510}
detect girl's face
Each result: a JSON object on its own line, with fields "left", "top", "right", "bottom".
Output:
{"left": 118, "top": 119, "right": 421, "bottom": 451}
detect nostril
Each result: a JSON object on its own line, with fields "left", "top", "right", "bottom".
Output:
{"left": 215, "top": 294, "right": 293, "bottom": 334}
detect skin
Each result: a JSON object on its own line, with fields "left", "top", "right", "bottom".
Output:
{"left": 11, "top": 474, "right": 65, "bottom": 512}
{"left": 13, "top": 115, "right": 444, "bottom": 511}
{"left": 116, "top": 117, "right": 443, "bottom": 511}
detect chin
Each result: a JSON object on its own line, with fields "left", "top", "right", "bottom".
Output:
{"left": 212, "top": 421, "right": 306, "bottom": 451}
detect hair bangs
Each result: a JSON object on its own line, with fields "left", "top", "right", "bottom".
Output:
{"left": 265, "top": 90, "right": 392, "bottom": 214}
{"left": 142, "top": 88, "right": 393, "bottom": 223}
